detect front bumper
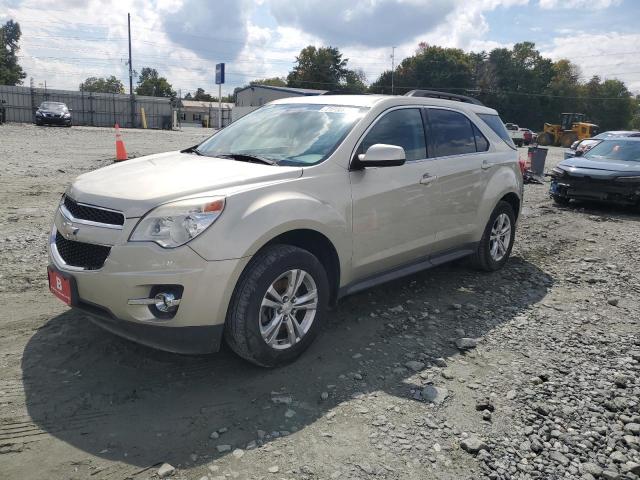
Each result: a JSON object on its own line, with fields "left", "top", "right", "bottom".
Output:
{"left": 37, "top": 115, "right": 71, "bottom": 125}
{"left": 550, "top": 176, "right": 640, "bottom": 205}
{"left": 48, "top": 210, "right": 250, "bottom": 354}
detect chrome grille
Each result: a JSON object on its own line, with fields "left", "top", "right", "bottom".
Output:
{"left": 63, "top": 195, "right": 124, "bottom": 226}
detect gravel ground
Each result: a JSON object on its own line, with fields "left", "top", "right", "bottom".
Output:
{"left": 0, "top": 123, "right": 638, "bottom": 480}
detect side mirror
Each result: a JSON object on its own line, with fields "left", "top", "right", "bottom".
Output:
{"left": 354, "top": 144, "right": 406, "bottom": 169}
{"left": 574, "top": 150, "right": 584, "bottom": 157}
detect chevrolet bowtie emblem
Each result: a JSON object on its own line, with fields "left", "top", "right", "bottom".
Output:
{"left": 61, "top": 219, "right": 79, "bottom": 239}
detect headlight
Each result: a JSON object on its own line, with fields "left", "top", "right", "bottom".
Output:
{"left": 63, "top": 112, "right": 71, "bottom": 117}
{"left": 130, "top": 196, "right": 225, "bottom": 248}
{"left": 36, "top": 110, "right": 42, "bottom": 116}
{"left": 551, "top": 167, "right": 566, "bottom": 177}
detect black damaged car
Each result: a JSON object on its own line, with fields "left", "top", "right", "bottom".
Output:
{"left": 550, "top": 138, "right": 640, "bottom": 208}
{"left": 35, "top": 101, "right": 72, "bottom": 127}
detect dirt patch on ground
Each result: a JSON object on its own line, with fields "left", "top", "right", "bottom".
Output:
{"left": 1, "top": 123, "right": 638, "bottom": 480}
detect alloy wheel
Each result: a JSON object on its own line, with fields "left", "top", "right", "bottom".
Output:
{"left": 259, "top": 269, "right": 318, "bottom": 350}
{"left": 489, "top": 213, "right": 512, "bottom": 262}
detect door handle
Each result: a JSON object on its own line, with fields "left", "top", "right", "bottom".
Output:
{"left": 420, "top": 173, "right": 437, "bottom": 185}
{"left": 481, "top": 160, "right": 496, "bottom": 170}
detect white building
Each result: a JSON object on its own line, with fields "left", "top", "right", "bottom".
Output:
{"left": 233, "top": 85, "right": 327, "bottom": 121}
{"left": 176, "top": 99, "right": 234, "bottom": 128}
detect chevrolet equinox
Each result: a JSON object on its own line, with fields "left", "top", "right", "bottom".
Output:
{"left": 48, "top": 91, "right": 522, "bottom": 367}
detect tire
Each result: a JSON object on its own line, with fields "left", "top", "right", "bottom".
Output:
{"left": 537, "top": 132, "right": 553, "bottom": 146}
{"left": 470, "top": 201, "right": 516, "bottom": 272}
{"left": 552, "top": 195, "right": 571, "bottom": 206}
{"left": 561, "top": 132, "right": 578, "bottom": 148}
{"left": 225, "top": 244, "right": 329, "bottom": 367}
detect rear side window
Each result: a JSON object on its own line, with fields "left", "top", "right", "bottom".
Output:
{"left": 478, "top": 113, "right": 516, "bottom": 149}
{"left": 361, "top": 108, "right": 427, "bottom": 161}
{"left": 428, "top": 109, "right": 476, "bottom": 157}
{"left": 473, "top": 124, "right": 489, "bottom": 152}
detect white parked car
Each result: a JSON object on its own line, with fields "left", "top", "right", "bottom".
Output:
{"left": 48, "top": 91, "right": 523, "bottom": 366}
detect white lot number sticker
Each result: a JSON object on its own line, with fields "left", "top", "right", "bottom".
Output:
{"left": 319, "top": 106, "right": 360, "bottom": 114}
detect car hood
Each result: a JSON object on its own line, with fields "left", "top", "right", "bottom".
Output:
{"left": 67, "top": 151, "right": 303, "bottom": 217}
{"left": 559, "top": 157, "right": 640, "bottom": 177}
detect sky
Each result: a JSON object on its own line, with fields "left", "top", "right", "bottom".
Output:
{"left": 1, "top": 0, "right": 639, "bottom": 96}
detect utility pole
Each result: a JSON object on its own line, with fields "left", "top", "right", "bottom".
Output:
{"left": 128, "top": 13, "right": 135, "bottom": 128}
{"left": 391, "top": 46, "right": 396, "bottom": 95}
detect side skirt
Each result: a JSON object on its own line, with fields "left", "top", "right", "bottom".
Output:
{"left": 337, "top": 243, "right": 477, "bottom": 299}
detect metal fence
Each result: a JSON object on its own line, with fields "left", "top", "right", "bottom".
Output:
{"left": 0, "top": 85, "right": 173, "bottom": 129}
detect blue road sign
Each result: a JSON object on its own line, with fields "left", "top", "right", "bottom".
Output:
{"left": 215, "top": 63, "right": 225, "bottom": 85}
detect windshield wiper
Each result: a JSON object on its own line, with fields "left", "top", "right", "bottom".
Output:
{"left": 182, "top": 145, "right": 204, "bottom": 156}
{"left": 217, "top": 153, "right": 277, "bottom": 165}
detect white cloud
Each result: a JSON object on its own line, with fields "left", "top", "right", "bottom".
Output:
{"left": 539, "top": 0, "right": 621, "bottom": 8}
{"left": 268, "top": 0, "right": 457, "bottom": 48}
{"left": 4, "top": 0, "right": 638, "bottom": 96}
{"left": 542, "top": 32, "right": 640, "bottom": 93}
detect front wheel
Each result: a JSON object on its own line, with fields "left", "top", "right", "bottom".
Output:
{"left": 537, "top": 132, "right": 553, "bottom": 146}
{"left": 470, "top": 201, "right": 516, "bottom": 272}
{"left": 225, "top": 244, "right": 329, "bottom": 367}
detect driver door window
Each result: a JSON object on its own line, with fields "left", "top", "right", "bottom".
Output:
{"left": 359, "top": 108, "right": 427, "bottom": 161}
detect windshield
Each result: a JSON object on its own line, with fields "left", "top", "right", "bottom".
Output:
{"left": 196, "top": 103, "right": 368, "bottom": 166}
{"left": 584, "top": 140, "right": 640, "bottom": 162}
{"left": 40, "top": 102, "right": 66, "bottom": 111}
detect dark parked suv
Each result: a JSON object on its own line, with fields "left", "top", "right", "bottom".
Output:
{"left": 35, "top": 102, "right": 72, "bottom": 127}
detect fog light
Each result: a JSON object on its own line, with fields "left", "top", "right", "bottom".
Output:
{"left": 128, "top": 285, "right": 184, "bottom": 319}
{"left": 154, "top": 292, "right": 180, "bottom": 312}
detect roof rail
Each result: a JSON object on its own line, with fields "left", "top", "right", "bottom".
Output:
{"left": 404, "top": 89, "right": 484, "bottom": 106}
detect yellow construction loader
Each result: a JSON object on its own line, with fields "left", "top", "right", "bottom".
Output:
{"left": 537, "top": 113, "right": 599, "bottom": 147}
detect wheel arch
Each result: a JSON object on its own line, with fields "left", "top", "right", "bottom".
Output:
{"left": 500, "top": 191, "right": 521, "bottom": 221}
{"left": 256, "top": 228, "right": 341, "bottom": 307}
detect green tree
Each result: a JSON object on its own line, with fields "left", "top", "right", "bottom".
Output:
{"left": 0, "top": 20, "right": 26, "bottom": 86}
{"left": 582, "top": 76, "right": 633, "bottom": 130}
{"left": 370, "top": 43, "right": 473, "bottom": 95}
{"left": 342, "top": 69, "right": 368, "bottom": 93}
{"left": 135, "top": 68, "right": 175, "bottom": 98}
{"left": 288, "top": 46, "right": 361, "bottom": 92}
{"left": 250, "top": 77, "right": 287, "bottom": 87}
{"left": 192, "top": 87, "right": 214, "bottom": 101}
{"left": 630, "top": 95, "right": 640, "bottom": 130}
{"left": 478, "top": 42, "right": 553, "bottom": 129}
{"left": 79, "top": 75, "right": 125, "bottom": 94}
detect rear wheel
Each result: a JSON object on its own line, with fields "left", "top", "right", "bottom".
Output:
{"left": 225, "top": 244, "right": 329, "bottom": 367}
{"left": 470, "top": 201, "right": 516, "bottom": 272}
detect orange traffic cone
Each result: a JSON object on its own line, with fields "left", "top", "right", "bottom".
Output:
{"left": 115, "top": 123, "right": 128, "bottom": 161}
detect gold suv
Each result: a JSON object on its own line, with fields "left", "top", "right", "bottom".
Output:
{"left": 48, "top": 92, "right": 522, "bottom": 366}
